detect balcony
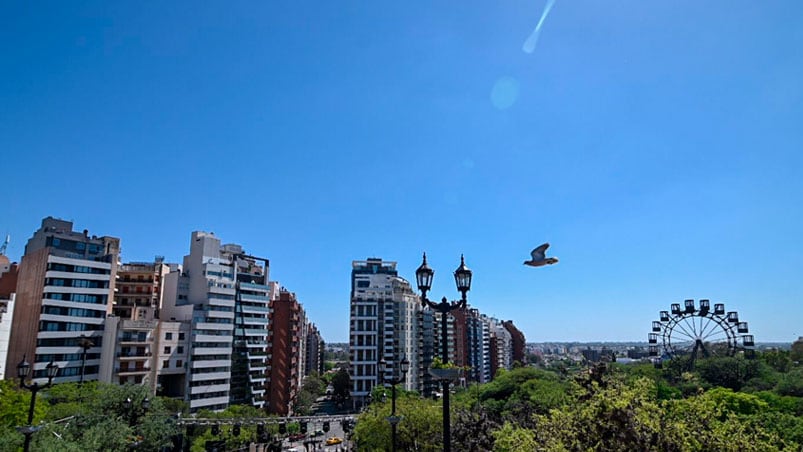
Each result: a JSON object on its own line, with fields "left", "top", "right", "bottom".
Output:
{"left": 117, "top": 352, "right": 152, "bottom": 360}
{"left": 120, "top": 337, "right": 152, "bottom": 345}
{"left": 116, "top": 367, "right": 150, "bottom": 376}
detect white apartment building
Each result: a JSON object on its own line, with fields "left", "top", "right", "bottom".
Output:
{"left": 0, "top": 295, "right": 14, "bottom": 379}
{"left": 349, "top": 258, "right": 421, "bottom": 408}
{"left": 161, "top": 232, "right": 237, "bottom": 413}
{"left": 160, "top": 232, "right": 273, "bottom": 413}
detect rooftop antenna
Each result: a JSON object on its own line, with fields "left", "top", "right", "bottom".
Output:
{"left": 0, "top": 234, "right": 9, "bottom": 255}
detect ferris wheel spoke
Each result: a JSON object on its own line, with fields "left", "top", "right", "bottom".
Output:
{"left": 674, "top": 318, "right": 697, "bottom": 340}
{"left": 688, "top": 315, "right": 699, "bottom": 337}
{"left": 671, "top": 329, "right": 696, "bottom": 348}
{"left": 698, "top": 316, "right": 715, "bottom": 338}
{"left": 702, "top": 326, "right": 728, "bottom": 342}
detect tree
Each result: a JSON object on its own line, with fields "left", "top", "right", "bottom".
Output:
{"left": 492, "top": 421, "right": 537, "bottom": 452}
{"left": 353, "top": 392, "right": 442, "bottom": 451}
{"left": 695, "top": 356, "right": 761, "bottom": 391}
{"left": 331, "top": 367, "right": 351, "bottom": 404}
{"left": 791, "top": 338, "right": 803, "bottom": 364}
{"left": 8, "top": 382, "right": 180, "bottom": 452}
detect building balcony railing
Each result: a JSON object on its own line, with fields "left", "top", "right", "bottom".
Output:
{"left": 120, "top": 338, "right": 152, "bottom": 345}
{"left": 117, "top": 352, "right": 152, "bottom": 358}
{"left": 116, "top": 367, "right": 150, "bottom": 375}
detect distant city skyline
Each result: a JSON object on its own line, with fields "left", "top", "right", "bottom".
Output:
{"left": 3, "top": 2, "right": 802, "bottom": 343}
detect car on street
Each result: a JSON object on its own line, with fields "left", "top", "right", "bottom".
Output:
{"left": 312, "top": 429, "right": 325, "bottom": 437}
{"left": 325, "top": 437, "right": 343, "bottom": 446}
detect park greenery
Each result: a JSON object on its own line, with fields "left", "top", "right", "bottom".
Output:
{"left": 354, "top": 345, "right": 803, "bottom": 451}
{"left": 2, "top": 344, "right": 803, "bottom": 451}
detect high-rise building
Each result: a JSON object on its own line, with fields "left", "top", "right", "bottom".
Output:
{"left": 0, "top": 256, "right": 18, "bottom": 379}
{"left": 225, "top": 244, "right": 271, "bottom": 409}
{"left": 305, "top": 323, "right": 323, "bottom": 376}
{"left": 465, "top": 308, "right": 491, "bottom": 383}
{"left": 266, "top": 287, "right": 306, "bottom": 415}
{"left": 161, "top": 231, "right": 238, "bottom": 413}
{"left": 113, "top": 260, "right": 169, "bottom": 320}
{"left": 502, "top": 320, "right": 526, "bottom": 365}
{"left": 349, "top": 258, "right": 420, "bottom": 408}
{"left": 160, "top": 232, "right": 274, "bottom": 413}
{"left": 485, "top": 316, "right": 512, "bottom": 379}
{"left": 4, "top": 217, "right": 119, "bottom": 384}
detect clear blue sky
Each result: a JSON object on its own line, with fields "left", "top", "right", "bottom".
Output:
{"left": 2, "top": 1, "right": 802, "bottom": 343}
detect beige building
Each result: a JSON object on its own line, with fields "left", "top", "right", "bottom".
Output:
{"left": 4, "top": 217, "right": 119, "bottom": 384}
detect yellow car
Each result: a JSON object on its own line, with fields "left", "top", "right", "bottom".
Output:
{"left": 325, "top": 437, "right": 343, "bottom": 446}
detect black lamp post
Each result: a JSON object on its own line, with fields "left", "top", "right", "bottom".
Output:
{"left": 123, "top": 396, "right": 151, "bottom": 426}
{"left": 415, "top": 253, "right": 472, "bottom": 452}
{"left": 379, "top": 356, "right": 410, "bottom": 452}
{"left": 17, "top": 356, "right": 59, "bottom": 452}
{"left": 77, "top": 334, "right": 94, "bottom": 384}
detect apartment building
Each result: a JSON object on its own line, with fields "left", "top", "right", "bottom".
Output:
{"left": 266, "top": 288, "right": 306, "bottom": 415}
{"left": 225, "top": 244, "right": 271, "bottom": 409}
{"left": 305, "top": 323, "right": 323, "bottom": 376}
{"left": 4, "top": 217, "right": 119, "bottom": 384}
{"left": 486, "top": 316, "right": 512, "bottom": 379}
{"left": 503, "top": 320, "right": 527, "bottom": 365}
{"left": 161, "top": 231, "right": 238, "bottom": 413}
{"left": 113, "top": 260, "right": 169, "bottom": 320}
{"left": 465, "top": 308, "right": 491, "bottom": 383}
{"left": 0, "top": 256, "right": 17, "bottom": 379}
{"left": 349, "top": 258, "right": 421, "bottom": 408}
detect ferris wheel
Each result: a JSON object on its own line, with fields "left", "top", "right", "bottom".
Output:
{"left": 648, "top": 299, "right": 754, "bottom": 368}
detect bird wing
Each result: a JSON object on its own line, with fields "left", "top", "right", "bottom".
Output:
{"left": 530, "top": 243, "right": 550, "bottom": 260}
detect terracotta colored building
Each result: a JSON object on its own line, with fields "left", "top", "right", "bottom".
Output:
{"left": 266, "top": 288, "right": 304, "bottom": 415}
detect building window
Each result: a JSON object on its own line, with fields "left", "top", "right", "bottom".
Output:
{"left": 163, "top": 360, "right": 169, "bottom": 368}
{"left": 164, "top": 346, "right": 171, "bottom": 354}
{"left": 177, "top": 346, "right": 184, "bottom": 354}
{"left": 178, "top": 332, "right": 185, "bottom": 340}
{"left": 165, "top": 332, "right": 173, "bottom": 340}
{"left": 176, "top": 360, "right": 183, "bottom": 368}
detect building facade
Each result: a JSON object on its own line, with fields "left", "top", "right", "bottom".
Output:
{"left": 4, "top": 217, "right": 119, "bottom": 384}
{"left": 266, "top": 288, "right": 306, "bottom": 415}
{"left": 349, "top": 258, "right": 420, "bottom": 408}
{"left": 160, "top": 231, "right": 238, "bottom": 413}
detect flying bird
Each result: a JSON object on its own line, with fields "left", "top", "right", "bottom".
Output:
{"left": 524, "top": 243, "right": 559, "bottom": 267}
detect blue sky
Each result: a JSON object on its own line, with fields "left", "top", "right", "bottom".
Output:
{"left": 2, "top": 1, "right": 802, "bottom": 343}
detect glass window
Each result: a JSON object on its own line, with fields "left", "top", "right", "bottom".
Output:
{"left": 165, "top": 332, "right": 173, "bottom": 340}
{"left": 164, "top": 346, "right": 171, "bottom": 354}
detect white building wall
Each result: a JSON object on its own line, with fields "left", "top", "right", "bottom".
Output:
{"left": 0, "top": 295, "right": 15, "bottom": 379}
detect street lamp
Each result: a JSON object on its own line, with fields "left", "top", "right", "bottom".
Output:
{"left": 379, "top": 356, "right": 410, "bottom": 452}
{"left": 123, "top": 396, "right": 151, "bottom": 426}
{"left": 17, "top": 356, "right": 59, "bottom": 452}
{"left": 415, "top": 253, "right": 471, "bottom": 452}
{"left": 78, "top": 334, "right": 94, "bottom": 384}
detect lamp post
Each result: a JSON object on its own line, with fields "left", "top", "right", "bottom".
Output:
{"left": 415, "top": 253, "right": 472, "bottom": 452}
{"left": 17, "top": 356, "right": 59, "bottom": 452}
{"left": 123, "top": 396, "right": 151, "bottom": 426}
{"left": 379, "top": 356, "right": 409, "bottom": 452}
{"left": 77, "top": 334, "right": 94, "bottom": 384}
